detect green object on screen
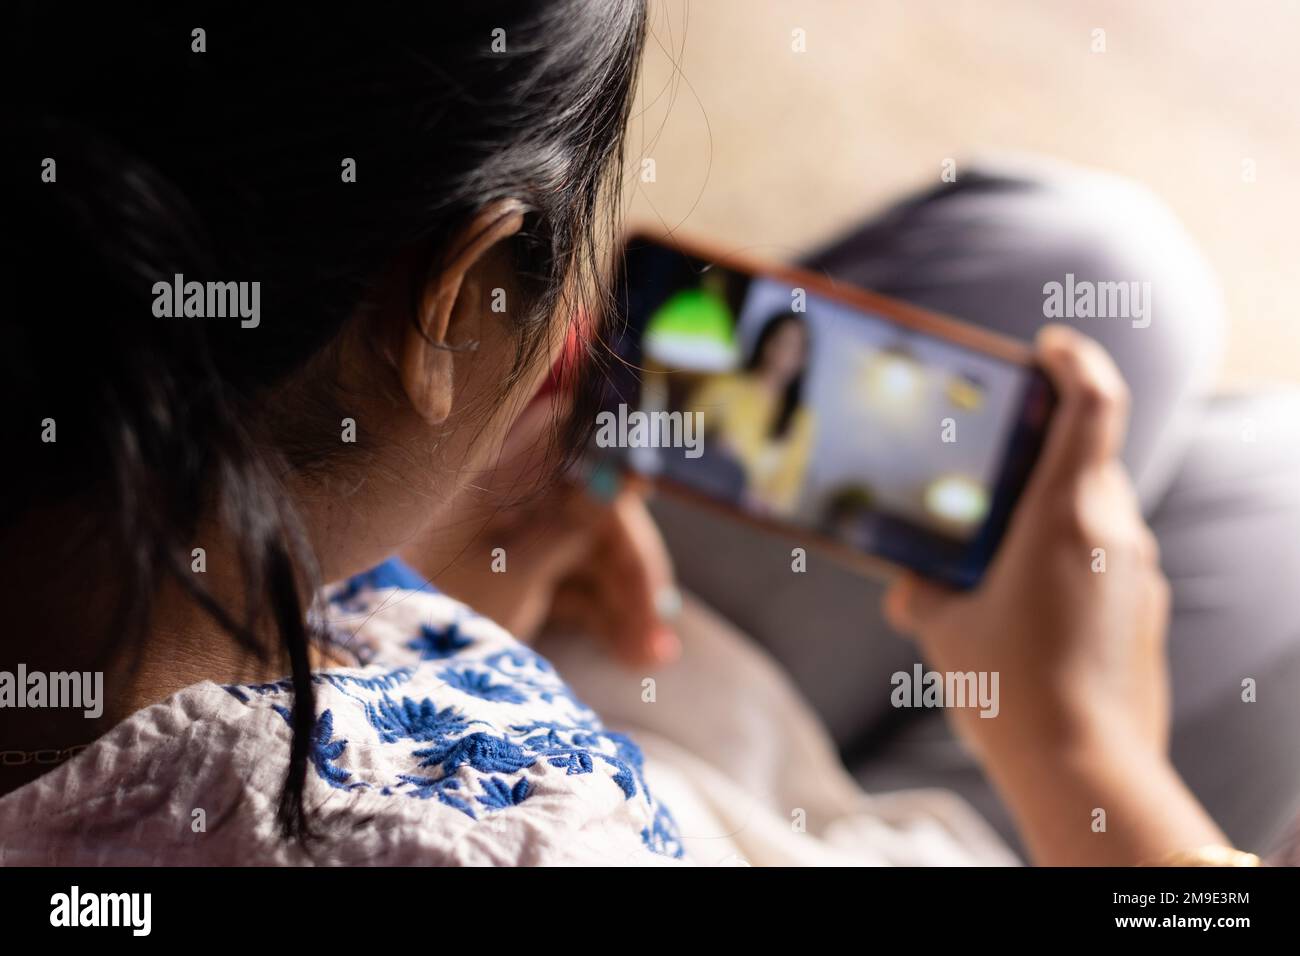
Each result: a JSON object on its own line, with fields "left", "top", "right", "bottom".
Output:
{"left": 643, "top": 287, "right": 739, "bottom": 371}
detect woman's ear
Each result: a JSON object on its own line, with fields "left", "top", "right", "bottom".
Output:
{"left": 399, "top": 201, "right": 527, "bottom": 425}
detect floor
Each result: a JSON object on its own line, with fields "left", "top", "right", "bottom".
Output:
{"left": 626, "top": 0, "right": 1300, "bottom": 386}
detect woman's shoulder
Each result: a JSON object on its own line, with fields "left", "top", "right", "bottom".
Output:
{"left": 0, "top": 560, "right": 685, "bottom": 866}
{"left": 232, "top": 563, "right": 687, "bottom": 864}
{"left": 260, "top": 561, "right": 683, "bottom": 862}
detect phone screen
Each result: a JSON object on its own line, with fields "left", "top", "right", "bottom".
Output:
{"left": 597, "top": 235, "right": 1054, "bottom": 587}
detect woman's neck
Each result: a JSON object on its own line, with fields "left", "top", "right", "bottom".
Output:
{"left": 0, "top": 507, "right": 333, "bottom": 798}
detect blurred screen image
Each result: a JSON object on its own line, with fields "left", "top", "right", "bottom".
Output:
{"left": 605, "top": 240, "right": 1035, "bottom": 549}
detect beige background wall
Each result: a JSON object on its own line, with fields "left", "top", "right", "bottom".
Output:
{"left": 625, "top": 0, "right": 1300, "bottom": 386}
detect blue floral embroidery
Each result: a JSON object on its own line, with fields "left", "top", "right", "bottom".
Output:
{"left": 310, "top": 710, "right": 361, "bottom": 791}
{"left": 408, "top": 622, "right": 473, "bottom": 660}
{"left": 223, "top": 667, "right": 414, "bottom": 704}
{"left": 438, "top": 667, "right": 528, "bottom": 705}
{"left": 397, "top": 773, "right": 476, "bottom": 816}
{"left": 642, "top": 803, "right": 685, "bottom": 858}
{"left": 229, "top": 676, "right": 295, "bottom": 699}
{"left": 548, "top": 751, "right": 594, "bottom": 776}
{"left": 267, "top": 707, "right": 364, "bottom": 793}
{"left": 320, "top": 668, "right": 414, "bottom": 695}
{"left": 482, "top": 650, "right": 596, "bottom": 718}
{"left": 598, "top": 754, "right": 637, "bottom": 799}
{"left": 365, "top": 694, "right": 475, "bottom": 744}
{"left": 477, "top": 776, "right": 531, "bottom": 811}
{"left": 224, "top": 558, "right": 685, "bottom": 858}
{"left": 484, "top": 647, "right": 554, "bottom": 676}
{"left": 412, "top": 731, "right": 535, "bottom": 775}
{"left": 508, "top": 721, "right": 640, "bottom": 798}
{"left": 330, "top": 557, "right": 439, "bottom": 611}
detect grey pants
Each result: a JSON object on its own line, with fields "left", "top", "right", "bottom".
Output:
{"left": 651, "top": 158, "right": 1300, "bottom": 857}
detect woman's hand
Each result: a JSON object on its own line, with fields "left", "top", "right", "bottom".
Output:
{"left": 424, "top": 477, "right": 681, "bottom": 667}
{"left": 546, "top": 480, "right": 683, "bottom": 666}
{"left": 405, "top": 392, "right": 681, "bottom": 668}
{"left": 886, "top": 325, "right": 1170, "bottom": 760}
{"left": 884, "top": 325, "right": 1224, "bottom": 865}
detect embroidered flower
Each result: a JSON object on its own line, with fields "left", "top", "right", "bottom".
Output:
{"left": 408, "top": 622, "right": 473, "bottom": 660}
{"left": 413, "top": 731, "right": 535, "bottom": 775}
{"left": 476, "top": 776, "right": 531, "bottom": 811}
{"left": 365, "top": 694, "right": 474, "bottom": 744}
{"left": 438, "top": 667, "right": 528, "bottom": 705}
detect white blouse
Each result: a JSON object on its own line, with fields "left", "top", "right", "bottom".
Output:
{"left": 0, "top": 560, "right": 1013, "bottom": 866}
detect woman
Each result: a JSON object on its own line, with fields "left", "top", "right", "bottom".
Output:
{"left": 688, "top": 312, "right": 816, "bottom": 516}
{"left": 1, "top": 4, "right": 675, "bottom": 864}
{"left": 0, "top": 5, "right": 1245, "bottom": 866}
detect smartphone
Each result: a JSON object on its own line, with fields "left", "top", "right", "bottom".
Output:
{"left": 593, "top": 232, "right": 1056, "bottom": 589}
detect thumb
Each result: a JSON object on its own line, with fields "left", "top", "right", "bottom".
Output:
{"left": 883, "top": 574, "right": 959, "bottom": 635}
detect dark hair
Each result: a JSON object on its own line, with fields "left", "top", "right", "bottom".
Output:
{"left": 744, "top": 312, "right": 809, "bottom": 440}
{"left": 3, "top": 3, "right": 646, "bottom": 839}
